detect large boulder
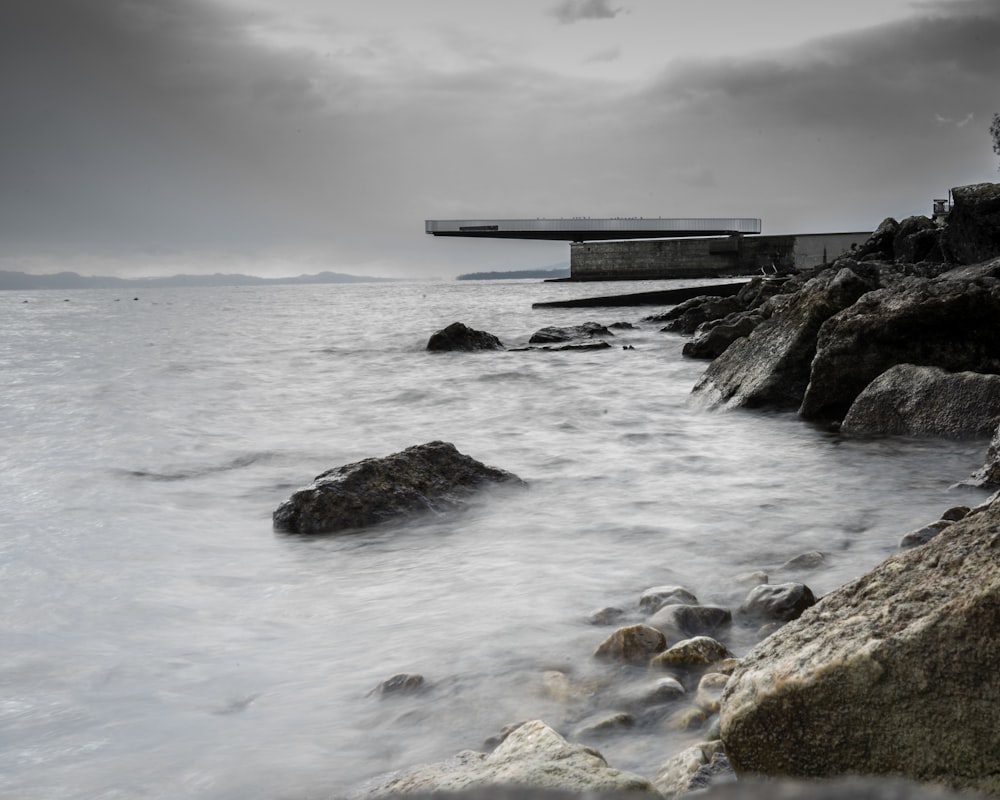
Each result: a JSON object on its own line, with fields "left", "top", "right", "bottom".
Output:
{"left": 352, "top": 719, "right": 660, "bottom": 797}
{"left": 719, "top": 494, "right": 1000, "bottom": 793}
{"left": 799, "top": 275, "right": 1000, "bottom": 423}
{"left": 692, "top": 267, "right": 877, "bottom": 410}
{"left": 427, "top": 322, "right": 504, "bottom": 352}
{"left": 840, "top": 364, "right": 1000, "bottom": 438}
{"left": 941, "top": 182, "right": 1000, "bottom": 265}
{"left": 852, "top": 218, "right": 899, "bottom": 262}
{"left": 272, "top": 441, "right": 524, "bottom": 534}
{"left": 892, "top": 215, "right": 943, "bottom": 266}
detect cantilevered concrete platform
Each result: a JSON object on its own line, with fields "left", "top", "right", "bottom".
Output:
{"left": 425, "top": 218, "right": 761, "bottom": 242}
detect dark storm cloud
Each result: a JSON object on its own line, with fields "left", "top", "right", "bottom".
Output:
{"left": 551, "top": 0, "right": 624, "bottom": 24}
{"left": 0, "top": 0, "right": 349, "bottom": 255}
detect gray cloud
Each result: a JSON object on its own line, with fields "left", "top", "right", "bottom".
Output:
{"left": 2, "top": 0, "right": 998, "bottom": 278}
{"left": 551, "top": 0, "right": 624, "bottom": 24}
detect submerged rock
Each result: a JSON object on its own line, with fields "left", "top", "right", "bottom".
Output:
{"left": 273, "top": 441, "right": 524, "bottom": 534}
{"left": 719, "top": 495, "right": 1000, "bottom": 793}
{"left": 427, "top": 322, "right": 504, "bottom": 352}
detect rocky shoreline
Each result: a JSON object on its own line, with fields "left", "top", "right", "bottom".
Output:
{"left": 280, "top": 183, "right": 1000, "bottom": 798}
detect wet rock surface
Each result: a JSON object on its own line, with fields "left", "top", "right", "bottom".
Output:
{"left": 272, "top": 441, "right": 524, "bottom": 534}
{"left": 427, "top": 321, "right": 505, "bottom": 351}
{"left": 841, "top": 365, "right": 1000, "bottom": 438}
{"left": 720, "top": 494, "right": 1000, "bottom": 793}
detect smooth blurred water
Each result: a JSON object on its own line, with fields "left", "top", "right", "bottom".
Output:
{"left": 0, "top": 280, "right": 991, "bottom": 799}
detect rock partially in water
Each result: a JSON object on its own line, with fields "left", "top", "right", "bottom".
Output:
{"left": 738, "top": 582, "right": 816, "bottom": 623}
{"left": 352, "top": 719, "right": 660, "bottom": 797}
{"left": 971, "top": 422, "right": 1000, "bottom": 488}
{"left": 692, "top": 267, "right": 877, "bottom": 411}
{"left": 370, "top": 673, "right": 426, "bottom": 697}
{"left": 898, "top": 519, "right": 953, "bottom": 549}
{"left": 593, "top": 624, "right": 666, "bottom": 664}
{"left": 657, "top": 295, "right": 744, "bottom": 335}
{"left": 800, "top": 272, "right": 1000, "bottom": 423}
{"left": 682, "top": 311, "right": 764, "bottom": 360}
{"left": 647, "top": 604, "right": 732, "bottom": 644}
{"left": 649, "top": 636, "right": 733, "bottom": 673}
{"left": 529, "top": 322, "right": 614, "bottom": 344}
{"left": 657, "top": 743, "right": 737, "bottom": 799}
{"left": 840, "top": 365, "right": 1000, "bottom": 438}
{"left": 272, "top": 441, "right": 524, "bottom": 534}
{"left": 638, "top": 585, "right": 699, "bottom": 613}
{"left": 427, "top": 322, "right": 505, "bottom": 352}
{"left": 719, "top": 494, "right": 1000, "bottom": 793}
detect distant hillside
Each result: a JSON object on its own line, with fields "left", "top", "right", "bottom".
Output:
{"left": 456, "top": 264, "right": 570, "bottom": 281}
{"left": 0, "top": 270, "right": 396, "bottom": 291}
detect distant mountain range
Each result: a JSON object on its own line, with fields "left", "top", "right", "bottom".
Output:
{"left": 455, "top": 263, "right": 570, "bottom": 281}
{"left": 0, "top": 270, "right": 397, "bottom": 291}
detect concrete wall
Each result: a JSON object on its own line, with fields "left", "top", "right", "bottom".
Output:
{"left": 569, "top": 232, "right": 871, "bottom": 280}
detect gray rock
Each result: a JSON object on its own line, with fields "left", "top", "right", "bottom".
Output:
{"left": 800, "top": 274, "right": 1000, "bottom": 423}
{"left": 593, "top": 624, "right": 666, "bottom": 664}
{"left": 427, "top": 322, "right": 504, "bottom": 352}
{"left": 529, "top": 322, "right": 613, "bottom": 344}
{"left": 738, "top": 582, "right": 816, "bottom": 622}
{"left": 682, "top": 312, "right": 764, "bottom": 360}
{"left": 647, "top": 604, "right": 732, "bottom": 644}
{"left": 370, "top": 673, "right": 425, "bottom": 697}
{"left": 776, "top": 551, "right": 826, "bottom": 572}
{"left": 941, "top": 182, "right": 1000, "bottom": 265}
{"left": 840, "top": 365, "right": 1000, "bottom": 438}
{"left": 352, "top": 719, "right": 660, "bottom": 797}
{"left": 638, "top": 585, "right": 699, "bottom": 613}
{"left": 658, "top": 295, "right": 744, "bottom": 335}
{"left": 893, "top": 215, "right": 943, "bottom": 265}
{"left": 652, "top": 740, "right": 727, "bottom": 798}
{"left": 692, "top": 267, "right": 877, "bottom": 410}
{"left": 649, "top": 636, "right": 733, "bottom": 672}
{"left": 898, "top": 519, "right": 952, "bottom": 548}
{"left": 853, "top": 217, "right": 900, "bottom": 261}
{"left": 719, "top": 495, "right": 1000, "bottom": 793}
{"left": 971, "top": 422, "right": 1000, "bottom": 487}
{"left": 272, "top": 441, "right": 525, "bottom": 534}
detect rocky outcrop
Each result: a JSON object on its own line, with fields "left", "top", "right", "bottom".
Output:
{"left": 942, "top": 182, "right": 1000, "bottom": 265}
{"left": 719, "top": 494, "right": 1000, "bottom": 793}
{"left": 971, "top": 423, "right": 1000, "bottom": 487}
{"left": 427, "top": 322, "right": 504, "bottom": 352}
{"left": 840, "top": 365, "right": 1000, "bottom": 438}
{"left": 656, "top": 296, "right": 744, "bottom": 335}
{"left": 692, "top": 267, "right": 877, "bottom": 410}
{"left": 272, "top": 441, "right": 524, "bottom": 534}
{"left": 799, "top": 273, "right": 1000, "bottom": 423}
{"left": 352, "top": 719, "right": 660, "bottom": 797}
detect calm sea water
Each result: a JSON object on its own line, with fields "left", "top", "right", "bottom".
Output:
{"left": 1, "top": 279, "right": 991, "bottom": 799}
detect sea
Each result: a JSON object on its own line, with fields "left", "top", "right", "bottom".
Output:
{"left": 1, "top": 278, "right": 992, "bottom": 799}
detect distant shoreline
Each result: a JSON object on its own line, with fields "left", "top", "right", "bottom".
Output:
{"left": 0, "top": 270, "right": 398, "bottom": 291}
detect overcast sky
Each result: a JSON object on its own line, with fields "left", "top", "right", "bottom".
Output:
{"left": 2, "top": 0, "right": 998, "bottom": 279}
